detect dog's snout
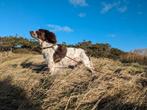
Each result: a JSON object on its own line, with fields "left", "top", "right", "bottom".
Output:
{"left": 30, "top": 31, "right": 36, "bottom": 37}
{"left": 30, "top": 31, "right": 33, "bottom": 34}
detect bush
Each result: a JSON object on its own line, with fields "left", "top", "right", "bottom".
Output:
{"left": 120, "top": 52, "right": 147, "bottom": 65}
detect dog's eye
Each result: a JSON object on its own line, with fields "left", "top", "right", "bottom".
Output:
{"left": 36, "top": 31, "right": 42, "bottom": 36}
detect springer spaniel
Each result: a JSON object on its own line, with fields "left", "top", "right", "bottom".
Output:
{"left": 30, "top": 29, "right": 94, "bottom": 74}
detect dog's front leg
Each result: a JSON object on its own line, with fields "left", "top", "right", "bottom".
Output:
{"left": 48, "top": 61, "right": 55, "bottom": 75}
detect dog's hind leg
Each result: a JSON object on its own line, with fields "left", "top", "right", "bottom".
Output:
{"left": 80, "top": 50, "right": 94, "bottom": 72}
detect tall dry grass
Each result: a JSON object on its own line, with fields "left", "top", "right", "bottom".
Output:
{"left": 0, "top": 54, "right": 146, "bottom": 110}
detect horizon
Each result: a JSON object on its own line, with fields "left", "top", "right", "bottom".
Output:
{"left": 0, "top": 0, "right": 147, "bottom": 51}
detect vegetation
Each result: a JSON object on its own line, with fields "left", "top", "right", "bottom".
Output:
{"left": 120, "top": 52, "right": 147, "bottom": 65}
{"left": 1, "top": 36, "right": 147, "bottom": 65}
{"left": 0, "top": 36, "right": 41, "bottom": 53}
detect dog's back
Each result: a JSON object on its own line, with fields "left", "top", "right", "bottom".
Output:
{"left": 65, "top": 47, "right": 93, "bottom": 70}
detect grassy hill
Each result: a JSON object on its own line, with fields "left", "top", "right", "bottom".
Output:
{"left": 0, "top": 53, "right": 147, "bottom": 110}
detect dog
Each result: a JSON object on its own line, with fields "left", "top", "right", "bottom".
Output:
{"left": 30, "top": 29, "right": 94, "bottom": 74}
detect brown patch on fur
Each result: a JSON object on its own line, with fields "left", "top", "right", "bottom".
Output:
{"left": 36, "top": 30, "right": 46, "bottom": 41}
{"left": 53, "top": 45, "right": 67, "bottom": 63}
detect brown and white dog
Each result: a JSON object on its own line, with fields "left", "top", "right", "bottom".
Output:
{"left": 30, "top": 29, "right": 94, "bottom": 74}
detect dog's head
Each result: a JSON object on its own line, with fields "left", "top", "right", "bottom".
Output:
{"left": 30, "top": 29, "right": 57, "bottom": 44}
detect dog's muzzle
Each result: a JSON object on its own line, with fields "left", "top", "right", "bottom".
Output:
{"left": 30, "top": 31, "right": 36, "bottom": 38}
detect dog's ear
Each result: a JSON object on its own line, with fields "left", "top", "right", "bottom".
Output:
{"left": 45, "top": 31, "right": 57, "bottom": 44}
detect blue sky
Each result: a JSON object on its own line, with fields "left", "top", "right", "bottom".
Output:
{"left": 0, "top": 0, "right": 147, "bottom": 51}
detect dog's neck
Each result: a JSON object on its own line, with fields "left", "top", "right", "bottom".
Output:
{"left": 41, "top": 41, "right": 57, "bottom": 50}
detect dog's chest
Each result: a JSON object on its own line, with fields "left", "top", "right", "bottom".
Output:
{"left": 42, "top": 49, "right": 54, "bottom": 61}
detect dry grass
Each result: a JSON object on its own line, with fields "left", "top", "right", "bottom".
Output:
{"left": 0, "top": 53, "right": 146, "bottom": 110}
